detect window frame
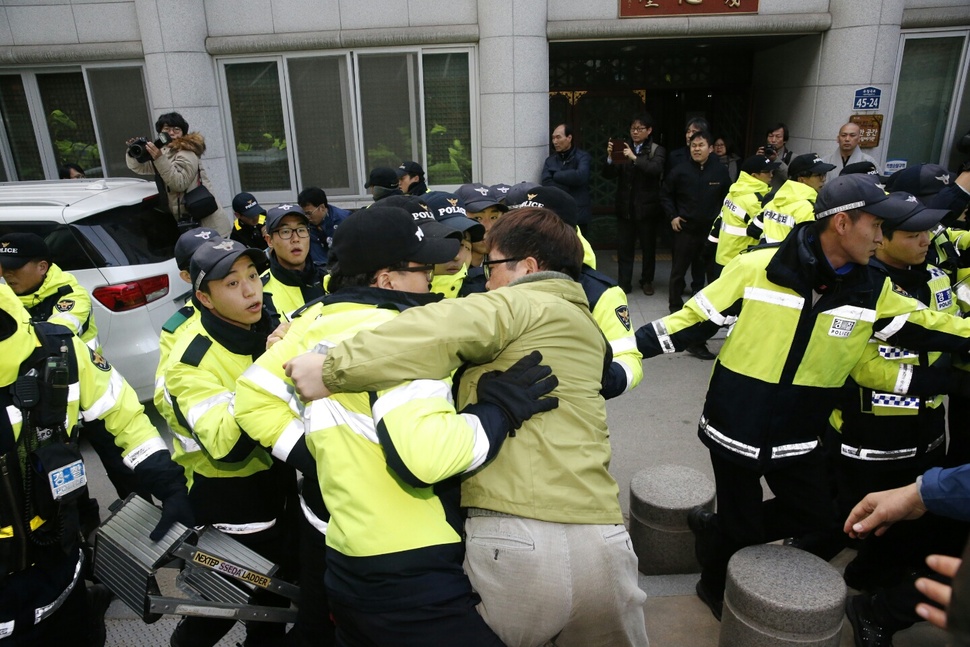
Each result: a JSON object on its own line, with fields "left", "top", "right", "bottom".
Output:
{"left": 883, "top": 28, "right": 970, "bottom": 169}
{"left": 215, "top": 44, "right": 479, "bottom": 204}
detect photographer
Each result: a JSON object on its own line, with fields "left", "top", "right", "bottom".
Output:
{"left": 126, "top": 112, "right": 231, "bottom": 236}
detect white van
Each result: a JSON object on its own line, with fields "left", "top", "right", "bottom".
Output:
{"left": 0, "top": 178, "right": 182, "bottom": 401}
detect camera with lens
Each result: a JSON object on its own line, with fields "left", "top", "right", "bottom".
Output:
{"left": 763, "top": 143, "right": 775, "bottom": 157}
{"left": 127, "top": 132, "right": 172, "bottom": 164}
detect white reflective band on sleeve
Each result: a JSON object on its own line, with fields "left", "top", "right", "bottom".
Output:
{"left": 85, "top": 336, "right": 100, "bottom": 351}
{"left": 299, "top": 493, "right": 328, "bottom": 535}
{"left": 720, "top": 223, "right": 749, "bottom": 237}
{"left": 5, "top": 405, "right": 21, "bottom": 427}
{"left": 306, "top": 398, "right": 378, "bottom": 443}
{"left": 894, "top": 363, "right": 914, "bottom": 395}
{"left": 460, "top": 412, "right": 491, "bottom": 471}
{"left": 874, "top": 313, "right": 911, "bottom": 341}
{"left": 271, "top": 419, "right": 306, "bottom": 461}
{"left": 618, "top": 361, "right": 635, "bottom": 394}
{"left": 609, "top": 336, "right": 638, "bottom": 355}
{"left": 161, "top": 386, "right": 173, "bottom": 407}
{"left": 723, "top": 199, "right": 745, "bottom": 218}
{"left": 693, "top": 292, "right": 729, "bottom": 326}
{"left": 653, "top": 319, "right": 676, "bottom": 354}
{"left": 0, "top": 619, "right": 13, "bottom": 639}
{"left": 744, "top": 286, "right": 805, "bottom": 310}
{"left": 122, "top": 436, "right": 168, "bottom": 469}
{"left": 751, "top": 217, "right": 764, "bottom": 231}
{"left": 372, "top": 380, "right": 454, "bottom": 424}
{"left": 56, "top": 312, "right": 82, "bottom": 335}
{"left": 155, "top": 375, "right": 165, "bottom": 393}
{"left": 700, "top": 416, "right": 760, "bottom": 459}
{"left": 34, "top": 550, "right": 82, "bottom": 624}
{"left": 871, "top": 391, "right": 920, "bottom": 409}
{"left": 823, "top": 305, "right": 876, "bottom": 323}
{"left": 212, "top": 519, "right": 276, "bottom": 535}
{"left": 67, "top": 382, "right": 79, "bottom": 404}
{"left": 771, "top": 440, "right": 818, "bottom": 459}
{"left": 763, "top": 210, "right": 794, "bottom": 227}
{"left": 81, "top": 370, "right": 124, "bottom": 422}
{"left": 707, "top": 233, "right": 719, "bottom": 244}
{"left": 240, "top": 364, "right": 302, "bottom": 416}
{"left": 878, "top": 346, "right": 919, "bottom": 361}
{"left": 841, "top": 444, "right": 917, "bottom": 461}
{"left": 185, "top": 392, "right": 233, "bottom": 430}
{"left": 173, "top": 433, "right": 202, "bottom": 454}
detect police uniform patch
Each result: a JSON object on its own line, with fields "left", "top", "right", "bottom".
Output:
{"left": 615, "top": 305, "right": 632, "bottom": 331}
{"left": 828, "top": 317, "right": 855, "bottom": 338}
{"left": 89, "top": 347, "right": 111, "bottom": 371}
{"left": 891, "top": 283, "right": 910, "bottom": 298}
{"left": 54, "top": 299, "right": 75, "bottom": 312}
{"left": 935, "top": 288, "right": 953, "bottom": 311}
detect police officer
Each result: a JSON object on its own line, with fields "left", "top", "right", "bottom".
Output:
{"left": 752, "top": 153, "right": 835, "bottom": 244}
{"left": 229, "top": 192, "right": 268, "bottom": 251}
{"left": 635, "top": 175, "right": 970, "bottom": 620}
{"left": 261, "top": 204, "right": 326, "bottom": 321}
{"left": 157, "top": 238, "right": 291, "bottom": 647}
{"left": 714, "top": 155, "right": 778, "bottom": 268}
{"left": 0, "top": 283, "right": 192, "bottom": 646}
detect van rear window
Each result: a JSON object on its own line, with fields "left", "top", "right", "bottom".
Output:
{"left": 72, "top": 202, "right": 179, "bottom": 267}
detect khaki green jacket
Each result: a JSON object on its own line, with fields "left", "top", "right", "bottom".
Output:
{"left": 323, "top": 273, "right": 623, "bottom": 525}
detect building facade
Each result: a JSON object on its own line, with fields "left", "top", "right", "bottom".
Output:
{"left": 1, "top": 0, "right": 968, "bottom": 236}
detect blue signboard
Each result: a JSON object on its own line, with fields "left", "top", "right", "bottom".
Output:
{"left": 854, "top": 86, "right": 881, "bottom": 110}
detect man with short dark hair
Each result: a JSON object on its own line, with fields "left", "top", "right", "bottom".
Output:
{"left": 542, "top": 123, "right": 593, "bottom": 236}
{"left": 660, "top": 130, "right": 730, "bottom": 359}
{"left": 396, "top": 161, "right": 428, "bottom": 196}
{"left": 666, "top": 116, "right": 711, "bottom": 173}
{"left": 636, "top": 175, "right": 970, "bottom": 621}
{"left": 297, "top": 187, "right": 351, "bottom": 267}
{"left": 261, "top": 204, "right": 326, "bottom": 320}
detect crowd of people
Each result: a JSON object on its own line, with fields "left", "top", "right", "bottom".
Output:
{"left": 2, "top": 108, "right": 970, "bottom": 647}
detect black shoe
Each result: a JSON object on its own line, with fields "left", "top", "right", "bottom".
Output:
{"left": 87, "top": 583, "right": 113, "bottom": 647}
{"left": 640, "top": 282, "right": 655, "bottom": 296}
{"left": 695, "top": 579, "right": 723, "bottom": 622}
{"left": 845, "top": 594, "right": 895, "bottom": 647}
{"left": 685, "top": 343, "right": 716, "bottom": 360}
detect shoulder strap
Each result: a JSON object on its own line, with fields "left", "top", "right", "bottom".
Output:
{"left": 180, "top": 334, "right": 212, "bottom": 368}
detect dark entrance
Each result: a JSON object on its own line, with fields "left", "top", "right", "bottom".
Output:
{"left": 549, "top": 37, "right": 783, "bottom": 247}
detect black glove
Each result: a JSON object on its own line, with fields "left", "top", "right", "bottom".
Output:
{"left": 150, "top": 491, "right": 195, "bottom": 541}
{"left": 476, "top": 351, "right": 559, "bottom": 433}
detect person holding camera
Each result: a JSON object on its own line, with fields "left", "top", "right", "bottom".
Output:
{"left": 126, "top": 112, "right": 231, "bottom": 236}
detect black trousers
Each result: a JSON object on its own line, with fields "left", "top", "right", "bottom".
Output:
{"left": 616, "top": 216, "right": 659, "bottom": 289}
{"left": 946, "top": 394, "right": 970, "bottom": 467}
{"left": 702, "top": 448, "right": 836, "bottom": 597}
{"left": 669, "top": 228, "right": 709, "bottom": 310}
{"left": 330, "top": 593, "right": 506, "bottom": 647}
{"left": 286, "top": 513, "right": 337, "bottom": 647}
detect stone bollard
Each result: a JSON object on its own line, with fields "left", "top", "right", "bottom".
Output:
{"left": 628, "top": 465, "right": 715, "bottom": 575}
{"left": 719, "top": 544, "right": 846, "bottom": 647}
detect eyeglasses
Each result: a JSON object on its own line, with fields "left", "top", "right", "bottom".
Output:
{"left": 393, "top": 264, "right": 435, "bottom": 280}
{"left": 274, "top": 226, "right": 310, "bottom": 240}
{"left": 481, "top": 257, "right": 523, "bottom": 279}
{"left": 161, "top": 126, "right": 182, "bottom": 135}
{"left": 630, "top": 126, "right": 648, "bottom": 132}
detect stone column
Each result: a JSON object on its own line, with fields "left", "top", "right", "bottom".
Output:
{"left": 133, "top": 0, "right": 231, "bottom": 207}
{"left": 477, "top": 0, "right": 549, "bottom": 184}
{"left": 808, "top": 0, "right": 905, "bottom": 169}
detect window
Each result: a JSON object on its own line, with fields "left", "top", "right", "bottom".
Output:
{"left": 219, "top": 47, "right": 476, "bottom": 201}
{"left": 0, "top": 66, "right": 152, "bottom": 181}
{"left": 886, "top": 32, "right": 969, "bottom": 169}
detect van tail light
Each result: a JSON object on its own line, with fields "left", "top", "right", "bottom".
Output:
{"left": 93, "top": 275, "right": 169, "bottom": 312}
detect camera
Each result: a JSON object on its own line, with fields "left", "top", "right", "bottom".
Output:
{"left": 127, "top": 132, "right": 172, "bottom": 164}
{"left": 763, "top": 143, "right": 775, "bottom": 157}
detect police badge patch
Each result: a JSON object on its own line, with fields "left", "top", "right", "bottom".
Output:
{"left": 89, "top": 347, "right": 111, "bottom": 371}
{"left": 615, "top": 305, "right": 632, "bottom": 331}
{"left": 54, "top": 299, "right": 75, "bottom": 312}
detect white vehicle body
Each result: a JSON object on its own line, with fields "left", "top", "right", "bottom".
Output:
{"left": 0, "top": 178, "right": 182, "bottom": 401}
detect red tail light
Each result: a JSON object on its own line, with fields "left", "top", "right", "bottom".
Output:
{"left": 93, "top": 275, "right": 169, "bottom": 312}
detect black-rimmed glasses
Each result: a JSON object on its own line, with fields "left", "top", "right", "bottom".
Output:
{"left": 481, "top": 257, "right": 523, "bottom": 279}
{"left": 274, "top": 226, "right": 310, "bottom": 240}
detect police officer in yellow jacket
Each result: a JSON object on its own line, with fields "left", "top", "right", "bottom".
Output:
{"left": 504, "top": 185, "right": 644, "bottom": 397}
{"left": 0, "top": 283, "right": 192, "bottom": 646}
{"left": 635, "top": 176, "right": 970, "bottom": 620}
{"left": 752, "top": 153, "right": 835, "bottom": 244}
{"left": 714, "top": 155, "right": 778, "bottom": 267}
{"left": 261, "top": 204, "right": 326, "bottom": 321}
{"left": 157, "top": 238, "right": 292, "bottom": 647}
{"left": 236, "top": 206, "right": 561, "bottom": 647}
{"left": 0, "top": 233, "right": 98, "bottom": 348}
